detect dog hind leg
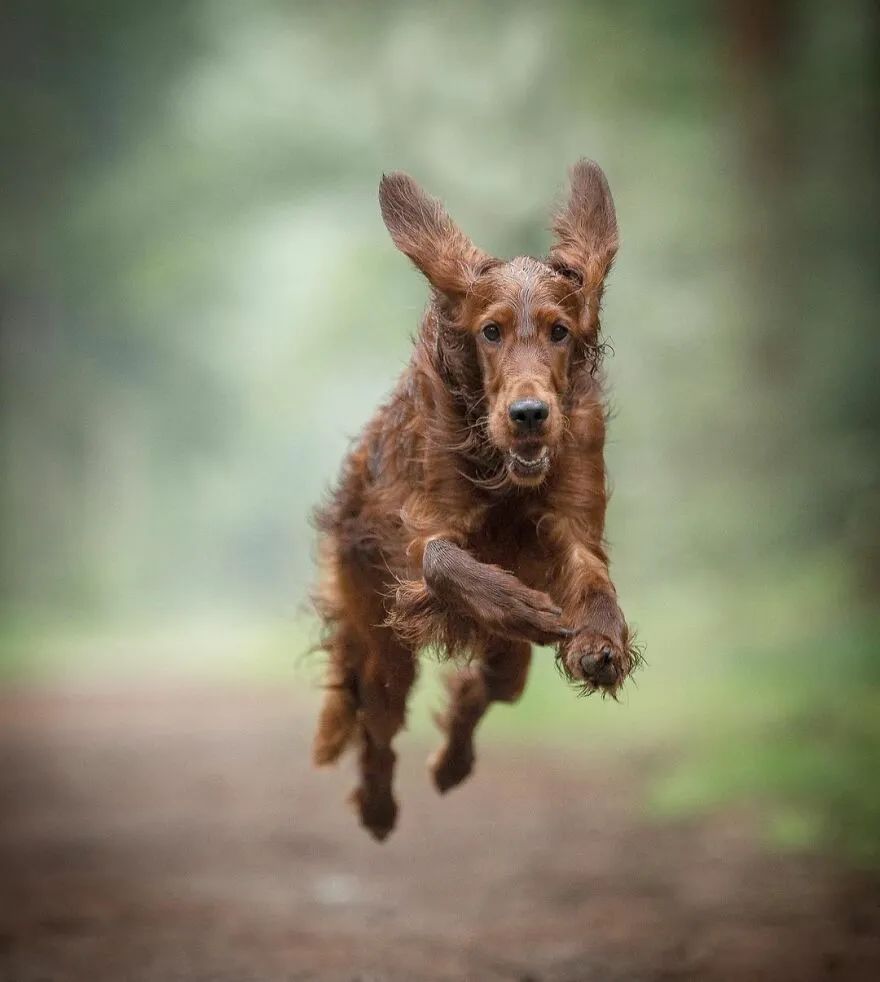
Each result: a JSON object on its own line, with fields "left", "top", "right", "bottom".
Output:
{"left": 430, "top": 639, "right": 531, "bottom": 793}
{"left": 349, "top": 626, "right": 416, "bottom": 841}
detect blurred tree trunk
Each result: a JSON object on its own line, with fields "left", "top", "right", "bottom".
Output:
{"left": 722, "top": 0, "right": 880, "bottom": 590}
{"left": 723, "top": 0, "right": 796, "bottom": 374}
{"left": 0, "top": 2, "right": 200, "bottom": 616}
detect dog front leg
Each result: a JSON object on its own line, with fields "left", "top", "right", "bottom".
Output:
{"left": 553, "top": 543, "right": 639, "bottom": 695}
{"left": 423, "top": 538, "right": 572, "bottom": 645}
{"left": 389, "top": 538, "right": 572, "bottom": 650}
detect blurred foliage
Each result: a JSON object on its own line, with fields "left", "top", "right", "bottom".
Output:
{"left": 0, "top": 1, "right": 877, "bottom": 862}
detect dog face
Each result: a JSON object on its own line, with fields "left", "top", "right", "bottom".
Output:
{"left": 379, "top": 160, "right": 618, "bottom": 487}
{"left": 458, "top": 258, "right": 580, "bottom": 485}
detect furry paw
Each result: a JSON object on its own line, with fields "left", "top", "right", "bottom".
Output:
{"left": 349, "top": 786, "right": 398, "bottom": 841}
{"left": 562, "top": 630, "right": 636, "bottom": 695}
{"left": 428, "top": 742, "right": 474, "bottom": 794}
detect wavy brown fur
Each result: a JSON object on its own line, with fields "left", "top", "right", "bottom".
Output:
{"left": 311, "top": 160, "right": 639, "bottom": 840}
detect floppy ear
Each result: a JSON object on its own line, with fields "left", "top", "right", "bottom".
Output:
{"left": 549, "top": 159, "right": 618, "bottom": 294}
{"left": 379, "top": 172, "right": 490, "bottom": 297}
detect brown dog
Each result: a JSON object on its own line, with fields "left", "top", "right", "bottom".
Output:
{"left": 312, "top": 160, "right": 639, "bottom": 840}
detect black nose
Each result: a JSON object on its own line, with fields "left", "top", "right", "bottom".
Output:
{"left": 508, "top": 398, "right": 549, "bottom": 433}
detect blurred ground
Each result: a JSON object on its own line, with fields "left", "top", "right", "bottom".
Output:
{"left": 1, "top": 684, "right": 877, "bottom": 982}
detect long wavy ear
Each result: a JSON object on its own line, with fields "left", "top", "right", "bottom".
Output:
{"left": 379, "top": 172, "right": 491, "bottom": 297}
{"left": 549, "top": 159, "right": 618, "bottom": 296}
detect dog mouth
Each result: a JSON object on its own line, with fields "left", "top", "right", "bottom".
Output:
{"left": 506, "top": 446, "right": 550, "bottom": 481}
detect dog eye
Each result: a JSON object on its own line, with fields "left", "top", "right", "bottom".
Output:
{"left": 550, "top": 323, "right": 569, "bottom": 343}
{"left": 481, "top": 323, "right": 501, "bottom": 343}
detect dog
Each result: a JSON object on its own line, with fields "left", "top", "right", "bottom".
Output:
{"left": 311, "top": 160, "right": 639, "bottom": 840}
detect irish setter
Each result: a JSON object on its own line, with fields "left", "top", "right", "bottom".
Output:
{"left": 312, "top": 160, "right": 639, "bottom": 840}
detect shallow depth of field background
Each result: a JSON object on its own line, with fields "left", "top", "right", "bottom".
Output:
{"left": 1, "top": 2, "right": 878, "bottom": 862}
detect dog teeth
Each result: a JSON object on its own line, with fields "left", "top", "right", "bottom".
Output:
{"left": 509, "top": 449, "right": 549, "bottom": 470}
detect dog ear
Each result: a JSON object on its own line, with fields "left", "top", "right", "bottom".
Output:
{"left": 549, "top": 159, "right": 618, "bottom": 294}
{"left": 379, "top": 172, "right": 490, "bottom": 297}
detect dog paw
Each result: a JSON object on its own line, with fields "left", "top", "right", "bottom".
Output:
{"left": 428, "top": 742, "right": 474, "bottom": 794}
{"left": 484, "top": 577, "right": 574, "bottom": 646}
{"left": 562, "top": 630, "right": 632, "bottom": 694}
{"left": 349, "top": 786, "right": 398, "bottom": 841}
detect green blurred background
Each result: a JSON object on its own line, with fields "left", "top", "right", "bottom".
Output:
{"left": 1, "top": 1, "right": 878, "bottom": 862}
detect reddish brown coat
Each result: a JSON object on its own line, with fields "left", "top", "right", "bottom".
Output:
{"left": 312, "top": 161, "right": 639, "bottom": 840}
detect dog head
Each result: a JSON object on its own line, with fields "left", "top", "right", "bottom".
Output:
{"left": 379, "top": 160, "right": 617, "bottom": 487}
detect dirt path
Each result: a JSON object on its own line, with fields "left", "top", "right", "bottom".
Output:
{"left": 0, "top": 685, "right": 877, "bottom": 981}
